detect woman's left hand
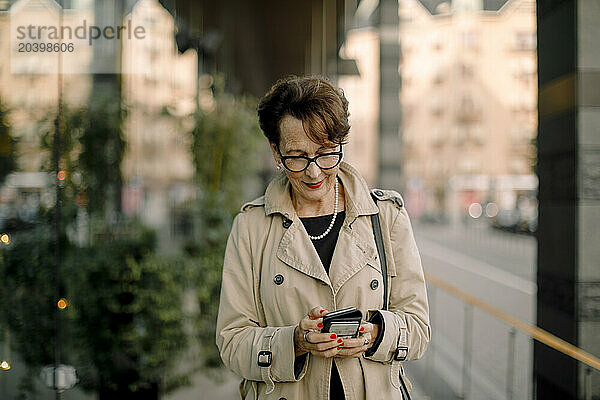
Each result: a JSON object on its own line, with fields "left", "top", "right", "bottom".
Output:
{"left": 336, "top": 321, "right": 380, "bottom": 358}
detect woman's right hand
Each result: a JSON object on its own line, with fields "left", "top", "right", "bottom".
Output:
{"left": 294, "top": 306, "right": 342, "bottom": 358}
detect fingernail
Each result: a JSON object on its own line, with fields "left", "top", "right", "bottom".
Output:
{"left": 320, "top": 309, "right": 325, "bottom": 314}
{"left": 330, "top": 334, "right": 337, "bottom": 339}
{"left": 317, "top": 322, "right": 323, "bottom": 328}
{"left": 337, "top": 338, "right": 343, "bottom": 343}
{"left": 359, "top": 327, "right": 364, "bottom": 331}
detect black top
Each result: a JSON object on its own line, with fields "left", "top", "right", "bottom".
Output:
{"left": 300, "top": 211, "right": 346, "bottom": 274}
{"left": 300, "top": 211, "right": 346, "bottom": 399}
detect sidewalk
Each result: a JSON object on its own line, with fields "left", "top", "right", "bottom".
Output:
{"left": 166, "top": 369, "right": 240, "bottom": 400}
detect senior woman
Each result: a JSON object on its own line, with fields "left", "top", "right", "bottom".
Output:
{"left": 216, "top": 76, "right": 430, "bottom": 400}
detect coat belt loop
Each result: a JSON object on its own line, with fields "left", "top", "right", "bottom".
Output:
{"left": 259, "top": 329, "right": 279, "bottom": 394}
{"left": 393, "top": 326, "right": 409, "bottom": 362}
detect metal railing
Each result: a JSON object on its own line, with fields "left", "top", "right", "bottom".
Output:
{"left": 425, "top": 271, "right": 600, "bottom": 399}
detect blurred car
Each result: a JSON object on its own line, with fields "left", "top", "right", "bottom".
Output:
{"left": 492, "top": 209, "right": 521, "bottom": 232}
{"left": 491, "top": 208, "right": 537, "bottom": 235}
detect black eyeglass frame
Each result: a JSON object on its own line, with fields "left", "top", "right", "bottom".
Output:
{"left": 276, "top": 144, "right": 343, "bottom": 172}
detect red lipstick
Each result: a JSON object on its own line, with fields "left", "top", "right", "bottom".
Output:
{"left": 304, "top": 180, "right": 324, "bottom": 189}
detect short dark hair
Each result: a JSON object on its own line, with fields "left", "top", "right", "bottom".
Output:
{"left": 257, "top": 75, "right": 350, "bottom": 146}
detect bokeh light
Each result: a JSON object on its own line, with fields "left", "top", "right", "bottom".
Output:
{"left": 57, "top": 170, "right": 66, "bottom": 181}
{"left": 486, "top": 202, "right": 499, "bottom": 218}
{"left": 468, "top": 203, "right": 483, "bottom": 219}
{"left": 0, "top": 233, "right": 9, "bottom": 245}
{"left": 0, "top": 360, "right": 10, "bottom": 370}
{"left": 57, "top": 298, "right": 68, "bottom": 310}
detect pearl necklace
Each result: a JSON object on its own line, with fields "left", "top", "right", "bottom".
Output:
{"left": 308, "top": 177, "right": 339, "bottom": 241}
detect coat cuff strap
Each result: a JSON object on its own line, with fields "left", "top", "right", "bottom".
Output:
{"left": 364, "top": 309, "right": 409, "bottom": 363}
{"left": 258, "top": 329, "right": 279, "bottom": 394}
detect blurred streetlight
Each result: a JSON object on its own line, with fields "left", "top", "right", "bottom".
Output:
{"left": 0, "top": 361, "right": 10, "bottom": 370}
{"left": 0, "top": 234, "right": 9, "bottom": 245}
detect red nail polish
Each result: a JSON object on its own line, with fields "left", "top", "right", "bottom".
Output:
{"left": 359, "top": 327, "right": 364, "bottom": 331}
{"left": 337, "top": 338, "right": 343, "bottom": 343}
{"left": 317, "top": 322, "right": 323, "bottom": 328}
{"left": 330, "top": 334, "right": 337, "bottom": 339}
{"left": 337, "top": 346, "right": 342, "bottom": 350}
{"left": 320, "top": 309, "right": 325, "bottom": 314}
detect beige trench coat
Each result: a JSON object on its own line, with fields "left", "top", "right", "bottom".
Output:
{"left": 216, "top": 162, "right": 430, "bottom": 400}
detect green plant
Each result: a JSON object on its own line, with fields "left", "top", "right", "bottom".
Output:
{"left": 0, "top": 227, "right": 70, "bottom": 399}
{"left": 0, "top": 221, "right": 191, "bottom": 399}
{"left": 39, "top": 98, "right": 126, "bottom": 219}
{"left": 65, "top": 227, "right": 189, "bottom": 397}
{"left": 188, "top": 76, "right": 265, "bottom": 369}
{"left": 189, "top": 76, "right": 263, "bottom": 214}
{"left": 78, "top": 99, "right": 126, "bottom": 216}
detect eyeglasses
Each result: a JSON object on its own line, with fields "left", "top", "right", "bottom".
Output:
{"left": 276, "top": 144, "right": 343, "bottom": 172}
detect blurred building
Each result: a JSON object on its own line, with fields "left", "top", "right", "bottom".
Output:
{"left": 398, "top": 0, "right": 537, "bottom": 222}
{"left": 0, "top": 0, "right": 92, "bottom": 228}
{"left": 121, "top": 0, "right": 196, "bottom": 239}
{"left": 0, "top": 0, "right": 197, "bottom": 241}
{"left": 0, "top": 0, "right": 92, "bottom": 172}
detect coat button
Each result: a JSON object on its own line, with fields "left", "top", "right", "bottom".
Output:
{"left": 273, "top": 274, "right": 284, "bottom": 285}
{"left": 282, "top": 219, "right": 292, "bottom": 228}
{"left": 374, "top": 190, "right": 384, "bottom": 197}
{"left": 370, "top": 279, "right": 379, "bottom": 290}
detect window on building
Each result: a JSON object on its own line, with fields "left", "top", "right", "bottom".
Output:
{"left": 430, "top": 97, "right": 444, "bottom": 116}
{"left": 455, "top": 126, "right": 467, "bottom": 145}
{"left": 433, "top": 69, "right": 445, "bottom": 85}
{"left": 457, "top": 93, "right": 480, "bottom": 122}
{"left": 431, "top": 128, "right": 444, "bottom": 146}
{"left": 514, "top": 31, "right": 536, "bottom": 51}
{"left": 461, "top": 31, "right": 478, "bottom": 50}
{"left": 460, "top": 63, "right": 474, "bottom": 79}
{"left": 470, "top": 125, "right": 485, "bottom": 145}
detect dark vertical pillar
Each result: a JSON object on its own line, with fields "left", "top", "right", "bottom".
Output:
{"left": 574, "top": 0, "right": 600, "bottom": 396}
{"left": 92, "top": 0, "right": 127, "bottom": 86}
{"left": 536, "top": 0, "right": 600, "bottom": 398}
{"left": 376, "top": 0, "right": 402, "bottom": 189}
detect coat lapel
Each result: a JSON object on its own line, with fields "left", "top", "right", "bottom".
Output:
{"left": 276, "top": 216, "right": 331, "bottom": 286}
{"left": 329, "top": 222, "right": 378, "bottom": 294}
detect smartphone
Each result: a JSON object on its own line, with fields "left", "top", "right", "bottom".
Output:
{"left": 321, "top": 307, "right": 363, "bottom": 338}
